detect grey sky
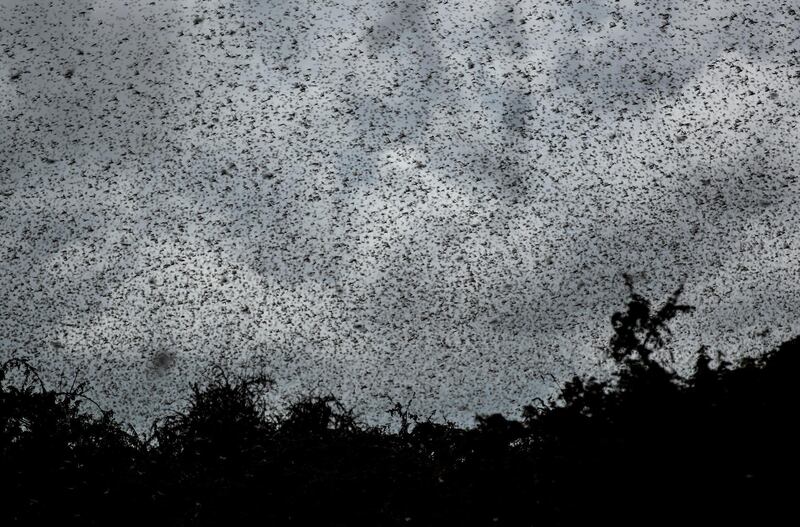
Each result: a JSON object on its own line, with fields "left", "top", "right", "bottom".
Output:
{"left": 2, "top": 0, "right": 799, "bottom": 429}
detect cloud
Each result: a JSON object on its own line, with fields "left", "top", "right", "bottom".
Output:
{"left": 2, "top": 0, "right": 800, "bottom": 428}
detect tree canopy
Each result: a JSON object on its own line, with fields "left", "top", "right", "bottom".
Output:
{"left": 1, "top": 285, "right": 797, "bottom": 526}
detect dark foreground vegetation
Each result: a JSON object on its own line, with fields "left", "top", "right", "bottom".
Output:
{"left": 2, "top": 284, "right": 798, "bottom": 526}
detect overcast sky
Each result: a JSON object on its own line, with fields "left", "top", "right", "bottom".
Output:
{"left": 2, "top": 0, "right": 799, "bottom": 429}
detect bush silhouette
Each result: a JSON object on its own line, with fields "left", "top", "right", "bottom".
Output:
{"left": 1, "top": 284, "right": 798, "bottom": 525}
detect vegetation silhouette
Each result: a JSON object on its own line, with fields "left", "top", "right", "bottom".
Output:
{"left": 1, "top": 284, "right": 798, "bottom": 525}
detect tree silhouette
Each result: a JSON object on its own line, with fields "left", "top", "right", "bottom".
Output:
{"left": 1, "top": 284, "right": 797, "bottom": 526}
{"left": 609, "top": 274, "right": 695, "bottom": 365}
